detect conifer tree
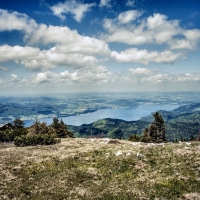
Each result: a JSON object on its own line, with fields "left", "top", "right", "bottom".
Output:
{"left": 51, "top": 117, "right": 73, "bottom": 138}
{"left": 149, "top": 111, "right": 166, "bottom": 143}
{"left": 14, "top": 118, "right": 25, "bottom": 129}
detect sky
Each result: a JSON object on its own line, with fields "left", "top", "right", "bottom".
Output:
{"left": 0, "top": 0, "right": 200, "bottom": 95}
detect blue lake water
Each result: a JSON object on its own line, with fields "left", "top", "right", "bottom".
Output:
{"left": 25, "top": 104, "right": 180, "bottom": 127}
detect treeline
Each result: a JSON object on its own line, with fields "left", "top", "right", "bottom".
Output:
{"left": 0, "top": 117, "right": 73, "bottom": 146}
{"left": 1, "top": 112, "right": 200, "bottom": 146}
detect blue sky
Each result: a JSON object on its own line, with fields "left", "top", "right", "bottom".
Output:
{"left": 0, "top": 0, "right": 200, "bottom": 94}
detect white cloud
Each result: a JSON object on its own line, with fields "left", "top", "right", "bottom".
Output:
{"left": 99, "top": 0, "right": 111, "bottom": 8}
{"left": 27, "top": 24, "right": 110, "bottom": 56}
{"left": 2, "top": 67, "right": 200, "bottom": 89}
{"left": 0, "top": 44, "right": 99, "bottom": 71}
{"left": 125, "top": 69, "right": 200, "bottom": 84}
{"left": 168, "top": 29, "right": 200, "bottom": 50}
{"left": 168, "top": 39, "right": 194, "bottom": 50}
{"left": 0, "top": 45, "right": 40, "bottom": 62}
{"left": 117, "top": 10, "right": 143, "bottom": 24}
{"left": 31, "top": 66, "right": 112, "bottom": 85}
{"left": 21, "top": 49, "right": 99, "bottom": 71}
{"left": 0, "top": 9, "right": 37, "bottom": 33}
{"left": 111, "top": 48, "right": 181, "bottom": 65}
{"left": 129, "top": 68, "right": 153, "bottom": 75}
{"left": 147, "top": 13, "right": 181, "bottom": 44}
{"left": 183, "top": 29, "right": 200, "bottom": 42}
{"left": 101, "top": 17, "right": 150, "bottom": 45}
{"left": 11, "top": 74, "right": 19, "bottom": 82}
{"left": 126, "top": 0, "right": 135, "bottom": 7}
{"left": 50, "top": 0, "right": 95, "bottom": 22}
{"left": 33, "top": 71, "right": 59, "bottom": 84}
{"left": 101, "top": 12, "right": 200, "bottom": 50}
{"left": 0, "top": 66, "right": 9, "bottom": 71}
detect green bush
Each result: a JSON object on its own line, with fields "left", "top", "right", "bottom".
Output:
{"left": 0, "top": 128, "right": 28, "bottom": 142}
{"left": 128, "top": 134, "right": 141, "bottom": 142}
{"left": 14, "top": 134, "right": 61, "bottom": 147}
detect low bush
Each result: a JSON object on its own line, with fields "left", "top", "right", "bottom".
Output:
{"left": 14, "top": 134, "right": 61, "bottom": 147}
{"left": 0, "top": 128, "right": 28, "bottom": 142}
{"left": 128, "top": 134, "right": 142, "bottom": 142}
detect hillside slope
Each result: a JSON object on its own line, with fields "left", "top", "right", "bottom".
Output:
{"left": 0, "top": 138, "right": 200, "bottom": 199}
{"left": 68, "top": 103, "right": 200, "bottom": 141}
{"left": 68, "top": 118, "right": 200, "bottom": 141}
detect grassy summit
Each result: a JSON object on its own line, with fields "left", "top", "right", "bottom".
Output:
{"left": 0, "top": 138, "right": 200, "bottom": 199}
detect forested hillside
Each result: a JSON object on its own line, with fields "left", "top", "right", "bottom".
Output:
{"left": 68, "top": 103, "right": 200, "bottom": 141}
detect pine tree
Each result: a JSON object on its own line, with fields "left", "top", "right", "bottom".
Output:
{"left": 190, "top": 135, "right": 195, "bottom": 141}
{"left": 149, "top": 111, "right": 166, "bottom": 143}
{"left": 51, "top": 117, "right": 73, "bottom": 138}
{"left": 14, "top": 118, "right": 25, "bottom": 129}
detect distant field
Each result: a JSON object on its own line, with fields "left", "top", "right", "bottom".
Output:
{"left": 0, "top": 139, "right": 200, "bottom": 199}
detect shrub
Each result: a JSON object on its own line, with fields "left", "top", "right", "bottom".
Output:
{"left": 14, "top": 134, "right": 60, "bottom": 147}
{"left": 28, "top": 121, "right": 57, "bottom": 136}
{"left": 128, "top": 134, "right": 141, "bottom": 142}
{"left": 141, "top": 127, "right": 151, "bottom": 143}
{"left": 0, "top": 128, "right": 28, "bottom": 142}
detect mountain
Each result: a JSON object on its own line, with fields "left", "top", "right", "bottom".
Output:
{"left": 68, "top": 103, "right": 200, "bottom": 141}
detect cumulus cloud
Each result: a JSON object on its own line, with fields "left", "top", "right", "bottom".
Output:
{"left": 117, "top": 10, "right": 143, "bottom": 24}
{"left": 168, "top": 29, "right": 200, "bottom": 50}
{"left": 129, "top": 68, "right": 153, "bottom": 75}
{"left": 102, "top": 13, "right": 181, "bottom": 45}
{"left": 168, "top": 39, "right": 194, "bottom": 50}
{"left": 147, "top": 13, "right": 181, "bottom": 44}
{"left": 21, "top": 48, "right": 99, "bottom": 71}
{"left": 101, "top": 12, "right": 200, "bottom": 50}
{"left": 111, "top": 48, "right": 181, "bottom": 65}
{"left": 50, "top": 0, "right": 95, "bottom": 22}
{"left": 11, "top": 74, "right": 19, "bottom": 82}
{"left": 124, "top": 68, "right": 200, "bottom": 84}
{"left": 144, "top": 73, "right": 200, "bottom": 84}
{"left": 99, "top": 0, "right": 111, "bottom": 8}
{"left": 184, "top": 29, "right": 200, "bottom": 41}
{"left": 0, "top": 9, "right": 37, "bottom": 33}
{"left": 33, "top": 71, "right": 59, "bottom": 84}
{"left": 0, "top": 44, "right": 100, "bottom": 71}
{"left": 27, "top": 24, "right": 110, "bottom": 56}
{"left": 31, "top": 66, "right": 112, "bottom": 85}
{"left": 5, "top": 68, "right": 200, "bottom": 89}
{"left": 0, "top": 45, "right": 40, "bottom": 62}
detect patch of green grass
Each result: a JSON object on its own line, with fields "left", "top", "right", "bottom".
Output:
{"left": 0, "top": 141, "right": 200, "bottom": 199}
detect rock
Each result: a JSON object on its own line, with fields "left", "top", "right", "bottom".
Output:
{"left": 116, "top": 150, "right": 122, "bottom": 156}
{"left": 132, "top": 142, "right": 141, "bottom": 146}
{"left": 137, "top": 152, "right": 143, "bottom": 157}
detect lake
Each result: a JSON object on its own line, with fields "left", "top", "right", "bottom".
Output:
{"left": 25, "top": 104, "right": 180, "bottom": 127}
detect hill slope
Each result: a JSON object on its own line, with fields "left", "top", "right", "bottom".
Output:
{"left": 0, "top": 138, "right": 200, "bottom": 199}
{"left": 68, "top": 103, "right": 200, "bottom": 141}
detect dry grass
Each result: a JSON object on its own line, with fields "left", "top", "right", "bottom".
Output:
{"left": 0, "top": 139, "right": 200, "bottom": 200}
